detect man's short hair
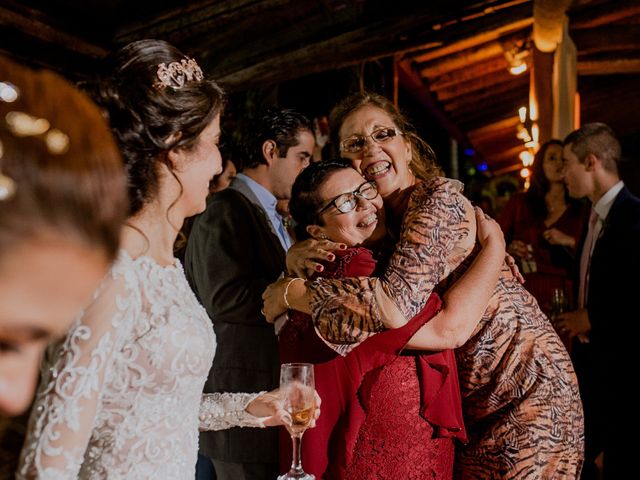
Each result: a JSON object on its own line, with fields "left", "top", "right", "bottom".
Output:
{"left": 241, "top": 108, "right": 313, "bottom": 171}
{"left": 563, "top": 122, "right": 621, "bottom": 173}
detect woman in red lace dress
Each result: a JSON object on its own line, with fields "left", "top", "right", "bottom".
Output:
{"left": 269, "top": 93, "right": 584, "bottom": 479}
{"left": 271, "top": 159, "right": 506, "bottom": 479}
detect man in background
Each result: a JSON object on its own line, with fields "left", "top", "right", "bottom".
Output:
{"left": 557, "top": 122, "right": 640, "bottom": 479}
{"left": 185, "top": 108, "right": 314, "bottom": 480}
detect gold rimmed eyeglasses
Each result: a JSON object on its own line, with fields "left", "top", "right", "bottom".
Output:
{"left": 339, "top": 127, "right": 401, "bottom": 154}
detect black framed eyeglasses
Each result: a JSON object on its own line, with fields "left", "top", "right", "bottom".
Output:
{"left": 317, "top": 181, "right": 378, "bottom": 215}
{"left": 339, "top": 127, "right": 402, "bottom": 153}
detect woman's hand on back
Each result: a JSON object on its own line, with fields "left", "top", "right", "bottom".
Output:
{"left": 286, "top": 238, "right": 346, "bottom": 278}
{"left": 475, "top": 208, "right": 525, "bottom": 282}
{"left": 475, "top": 208, "right": 505, "bottom": 251}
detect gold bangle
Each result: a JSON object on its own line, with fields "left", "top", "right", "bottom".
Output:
{"left": 283, "top": 277, "right": 303, "bottom": 309}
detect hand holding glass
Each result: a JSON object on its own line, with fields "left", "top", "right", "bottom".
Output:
{"left": 278, "top": 363, "right": 316, "bottom": 480}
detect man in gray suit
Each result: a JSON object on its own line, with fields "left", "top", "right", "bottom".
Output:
{"left": 185, "top": 108, "right": 314, "bottom": 480}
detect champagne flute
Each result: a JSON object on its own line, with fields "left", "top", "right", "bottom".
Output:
{"left": 278, "top": 363, "right": 316, "bottom": 480}
{"left": 551, "top": 288, "right": 567, "bottom": 321}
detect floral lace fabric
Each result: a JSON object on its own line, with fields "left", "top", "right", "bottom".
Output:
{"left": 18, "top": 252, "right": 262, "bottom": 480}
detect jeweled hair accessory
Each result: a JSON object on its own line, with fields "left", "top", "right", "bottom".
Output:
{"left": 154, "top": 57, "right": 204, "bottom": 90}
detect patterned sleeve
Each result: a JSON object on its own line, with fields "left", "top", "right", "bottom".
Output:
{"left": 17, "top": 264, "right": 136, "bottom": 480}
{"left": 198, "top": 392, "right": 266, "bottom": 431}
{"left": 309, "top": 178, "right": 474, "bottom": 348}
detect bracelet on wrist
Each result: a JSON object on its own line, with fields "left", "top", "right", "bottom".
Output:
{"left": 283, "top": 277, "right": 303, "bottom": 309}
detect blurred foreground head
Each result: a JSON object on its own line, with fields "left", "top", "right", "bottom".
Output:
{"left": 0, "top": 55, "right": 127, "bottom": 416}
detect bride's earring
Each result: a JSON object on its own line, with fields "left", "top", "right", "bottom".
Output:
{"left": 319, "top": 233, "right": 329, "bottom": 240}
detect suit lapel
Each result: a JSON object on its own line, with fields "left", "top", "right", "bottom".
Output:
{"left": 228, "top": 179, "right": 286, "bottom": 257}
{"left": 590, "top": 187, "right": 629, "bottom": 270}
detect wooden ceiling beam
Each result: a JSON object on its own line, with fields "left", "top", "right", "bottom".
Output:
{"left": 572, "top": 25, "right": 640, "bottom": 54}
{"left": 482, "top": 144, "right": 524, "bottom": 165}
{"left": 429, "top": 55, "right": 508, "bottom": 91}
{"left": 570, "top": 1, "right": 640, "bottom": 29}
{"left": 578, "top": 57, "right": 640, "bottom": 75}
{"left": 442, "top": 76, "right": 528, "bottom": 112}
{"left": 410, "top": 17, "right": 533, "bottom": 64}
{"left": 436, "top": 69, "right": 521, "bottom": 101}
{"left": 468, "top": 116, "right": 521, "bottom": 139}
{"left": 0, "top": 4, "right": 108, "bottom": 58}
{"left": 474, "top": 132, "right": 522, "bottom": 153}
{"left": 215, "top": 1, "right": 534, "bottom": 90}
{"left": 395, "top": 59, "right": 470, "bottom": 146}
{"left": 418, "top": 42, "right": 504, "bottom": 77}
{"left": 115, "top": 1, "right": 291, "bottom": 43}
{"left": 455, "top": 96, "right": 525, "bottom": 132}
{"left": 212, "top": 2, "right": 475, "bottom": 90}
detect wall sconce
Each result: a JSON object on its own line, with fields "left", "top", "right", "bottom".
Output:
{"left": 504, "top": 39, "right": 530, "bottom": 76}
{"left": 516, "top": 106, "right": 539, "bottom": 150}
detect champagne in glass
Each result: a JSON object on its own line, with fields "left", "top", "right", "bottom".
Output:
{"left": 278, "top": 363, "right": 315, "bottom": 480}
{"left": 551, "top": 288, "right": 567, "bottom": 321}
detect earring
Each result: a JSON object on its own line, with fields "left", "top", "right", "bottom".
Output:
{"left": 319, "top": 233, "right": 329, "bottom": 240}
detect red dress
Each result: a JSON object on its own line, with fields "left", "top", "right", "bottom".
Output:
{"left": 278, "top": 248, "right": 465, "bottom": 479}
{"left": 498, "top": 193, "right": 589, "bottom": 315}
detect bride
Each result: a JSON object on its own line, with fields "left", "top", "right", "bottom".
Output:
{"left": 17, "top": 39, "right": 314, "bottom": 479}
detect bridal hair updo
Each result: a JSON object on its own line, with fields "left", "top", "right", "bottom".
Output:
{"left": 329, "top": 91, "right": 440, "bottom": 181}
{"left": 94, "top": 39, "right": 225, "bottom": 216}
{"left": 0, "top": 54, "right": 126, "bottom": 260}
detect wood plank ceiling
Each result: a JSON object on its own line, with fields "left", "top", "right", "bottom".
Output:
{"left": 1, "top": 0, "right": 639, "bottom": 175}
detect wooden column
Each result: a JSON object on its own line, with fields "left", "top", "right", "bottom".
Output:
{"left": 530, "top": 46, "right": 554, "bottom": 145}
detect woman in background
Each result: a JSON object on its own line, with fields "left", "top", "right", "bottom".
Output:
{"left": 498, "top": 139, "right": 589, "bottom": 317}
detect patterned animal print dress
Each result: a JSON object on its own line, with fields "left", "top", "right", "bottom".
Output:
{"left": 308, "top": 177, "right": 584, "bottom": 479}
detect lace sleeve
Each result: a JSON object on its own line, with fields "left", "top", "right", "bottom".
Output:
{"left": 17, "top": 264, "right": 136, "bottom": 479}
{"left": 198, "top": 392, "right": 266, "bottom": 431}
{"left": 309, "top": 178, "right": 474, "bottom": 347}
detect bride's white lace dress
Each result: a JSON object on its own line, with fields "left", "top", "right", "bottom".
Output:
{"left": 18, "top": 252, "right": 264, "bottom": 479}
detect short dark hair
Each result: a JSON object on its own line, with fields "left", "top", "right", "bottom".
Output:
{"left": 564, "top": 122, "right": 620, "bottom": 174}
{"left": 241, "top": 107, "right": 313, "bottom": 171}
{"left": 289, "top": 158, "right": 354, "bottom": 240}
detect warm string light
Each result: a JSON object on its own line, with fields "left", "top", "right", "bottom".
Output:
{"left": 516, "top": 103, "right": 538, "bottom": 191}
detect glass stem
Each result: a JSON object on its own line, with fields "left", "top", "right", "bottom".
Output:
{"left": 289, "top": 432, "right": 305, "bottom": 474}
